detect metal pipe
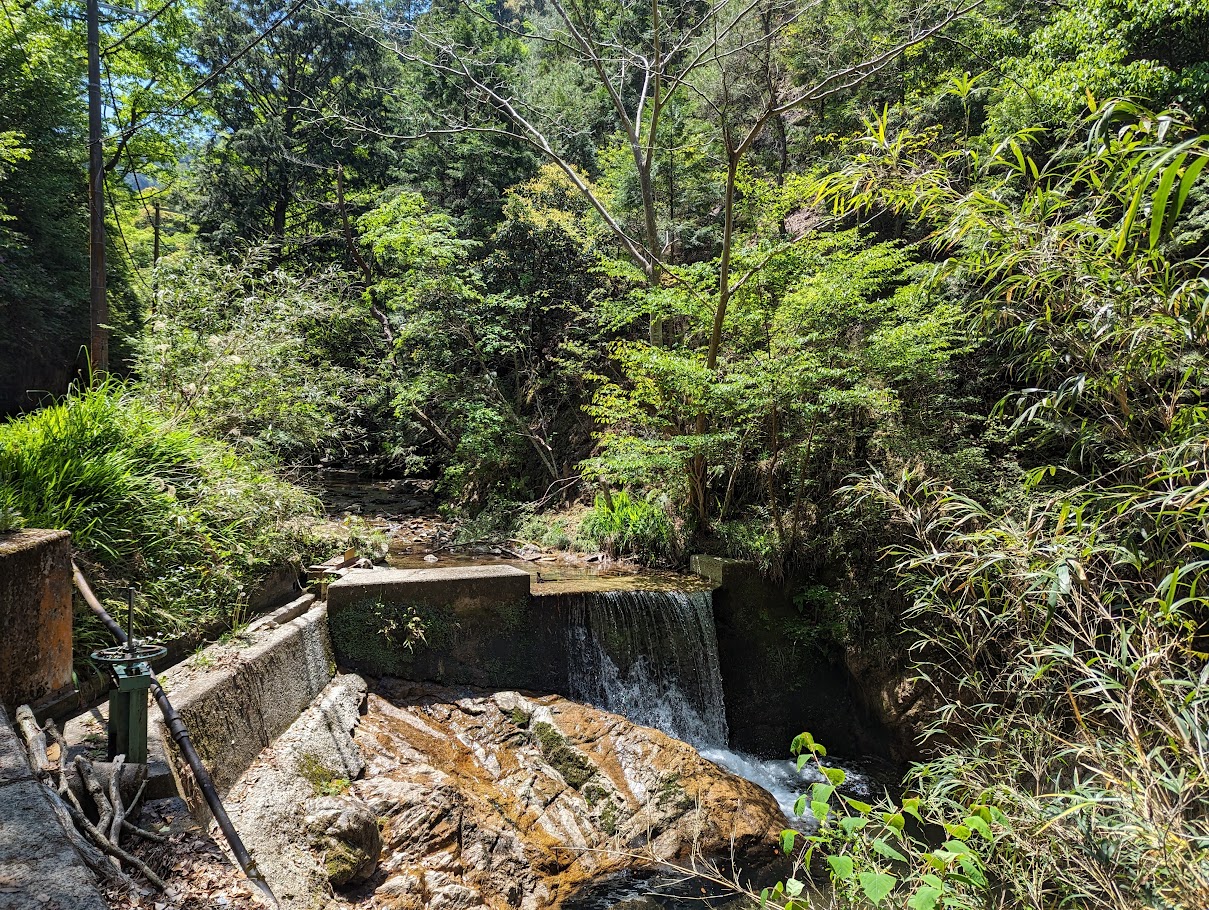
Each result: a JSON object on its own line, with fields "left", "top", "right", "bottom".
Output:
{"left": 73, "top": 562, "right": 278, "bottom": 908}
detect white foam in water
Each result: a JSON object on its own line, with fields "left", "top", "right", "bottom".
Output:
{"left": 562, "top": 588, "right": 870, "bottom": 828}
{"left": 564, "top": 589, "right": 729, "bottom": 748}
{"left": 699, "top": 748, "right": 873, "bottom": 829}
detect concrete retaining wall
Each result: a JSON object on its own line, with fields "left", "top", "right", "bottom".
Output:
{"left": 325, "top": 565, "right": 573, "bottom": 690}
{"left": 152, "top": 596, "right": 334, "bottom": 818}
{"left": 692, "top": 555, "right": 893, "bottom": 758}
{"left": 0, "top": 530, "right": 73, "bottom": 715}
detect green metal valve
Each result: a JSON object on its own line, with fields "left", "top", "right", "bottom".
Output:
{"left": 90, "top": 590, "right": 165, "bottom": 765}
{"left": 90, "top": 646, "right": 165, "bottom": 764}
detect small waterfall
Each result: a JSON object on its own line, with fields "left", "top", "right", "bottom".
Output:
{"left": 562, "top": 589, "right": 729, "bottom": 748}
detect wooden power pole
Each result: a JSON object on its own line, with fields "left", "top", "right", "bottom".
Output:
{"left": 87, "top": 0, "right": 108, "bottom": 375}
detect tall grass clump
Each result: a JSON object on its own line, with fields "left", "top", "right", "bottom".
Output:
{"left": 580, "top": 491, "right": 679, "bottom": 564}
{"left": 0, "top": 380, "right": 328, "bottom": 655}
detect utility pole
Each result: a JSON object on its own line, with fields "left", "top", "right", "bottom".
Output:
{"left": 87, "top": 0, "right": 108, "bottom": 376}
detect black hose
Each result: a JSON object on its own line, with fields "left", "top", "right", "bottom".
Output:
{"left": 73, "top": 562, "right": 278, "bottom": 908}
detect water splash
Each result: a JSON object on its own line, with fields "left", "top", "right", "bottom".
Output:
{"left": 562, "top": 589, "right": 729, "bottom": 748}
{"left": 560, "top": 586, "right": 875, "bottom": 830}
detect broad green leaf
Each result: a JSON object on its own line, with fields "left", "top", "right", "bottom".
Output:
{"left": 844, "top": 796, "right": 873, "bottom": 814}
{"left": 858, "top": 870, "right": 897, "bottom": 905}
{"left": 823, "top": 766, "right": 847, "bottom": 786}
{"left": 785, "top": 878, "right": 804, "bottom": 897}
{"left": 964, "top": 815, "right": 992, "bottom": 840}
{"left": 1173, "top": 153, "right": 1209, "bottom": 223}
{"left": 811, "top": 800, "right": 831, "bottom": 821}
{"left": 780, "top": 829, "right": 797, "bottom": 854}
{"left": 907, "top": 885, "right": 943, "bottom": 910}
{"left": 872, "top": 838, "right": 908, "bottom": 863}
{"left": 1150, "top": 152, "right": 1185, "bottom": 249}
{"left": 839, "top": 816, "right": 868, "bottom": 835}
{"left": 827, "top": 855, "right": 855, "bottom": 881}
{"left": 793, "top": 795, "right": 808, "bottom": 816}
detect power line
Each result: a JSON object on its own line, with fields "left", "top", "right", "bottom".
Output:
{"left": 102, "top": 0, "right": 182, "bottom": 55}
{"left": 106, "top": 0, "right": 312, "bottom": 144}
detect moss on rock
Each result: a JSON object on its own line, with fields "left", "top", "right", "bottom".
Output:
{"left": 532, "top": 721, "right": 596, "bottom": 790}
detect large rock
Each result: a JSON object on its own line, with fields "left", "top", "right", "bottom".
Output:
{"left": 305, "top": 795, "right": 382, "bottom": 887}
{"left": 221, "top": 675, "right": 369, "bottom": 910}
{"left": 354, "top": 682, "right": 786, "bottom": 910}
{"left": 0, "top": 706, "right": 108, "bottom": 910}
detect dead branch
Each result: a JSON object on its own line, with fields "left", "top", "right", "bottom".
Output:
{"left": 57, "top": 785, "right": 167, "bottom": 891}
{"left": 108, "top": 754, "right": 127, "bottom": 853}
{"left": 15, "top": 704, "right": 52, "bottom": 775}
{"left": 75, "top": 755, "right": 115, "bottom": 840}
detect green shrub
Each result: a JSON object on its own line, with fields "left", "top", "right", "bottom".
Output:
{"left": 579, "top": 491, "right": 678, "bottom": 565}
{"left": 0, "top": 380, "right": 331, "bottom": 656}
{"left": 515, "top": 507, "right": 585, "bottom": 551}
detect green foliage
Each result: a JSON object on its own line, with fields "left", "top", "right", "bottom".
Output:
{"left": 361, "top": 178, "right": 610, "bottom": 506}
{"left": 579, "top": 492, "right": 679, "bottom": 565}
{"left": 822, "top": 103, "right": 1209, "bottom": 909}
{"left": 192, "top": 0, "right": 398, "bottom": 253}
{"left": 764, "top": 735, "right": 1006, "bottom": 910}
{"left": 136, "top": 252, "right": 379, "bottom": 463}
{"left": 0, "top": 489, "right": 24, "bottom": 534}
{"left": 0, "top": 380, "right": 329, "bottom": 656}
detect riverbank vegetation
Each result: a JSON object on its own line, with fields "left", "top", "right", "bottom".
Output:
{"left": 2, "top": 0, "right": 1207, "bottom": 905}
{"left": 0, "top": 380, "right": 358, "bottom": 656}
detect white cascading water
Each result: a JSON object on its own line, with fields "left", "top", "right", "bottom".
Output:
{"left": 562, "top": 587, "right": 870, "bottom": 826}
{"left": 563, "top": 589, "right": 729, "bottom": 748}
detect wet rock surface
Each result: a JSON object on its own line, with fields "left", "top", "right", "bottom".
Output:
{"left": 352, "top": 680, "right": 786, "bottom": 910}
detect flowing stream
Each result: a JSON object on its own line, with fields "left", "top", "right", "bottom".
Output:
{"left": 561, "top": 587, "right": 871, "bottom": 827}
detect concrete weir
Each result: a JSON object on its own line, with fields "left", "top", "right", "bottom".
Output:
{"left": 324, "top": 564, "right": 574, "bottom": 690}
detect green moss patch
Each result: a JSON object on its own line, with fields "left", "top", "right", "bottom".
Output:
{"left": 532, "top": 721, "right": 596, "bottom": 790}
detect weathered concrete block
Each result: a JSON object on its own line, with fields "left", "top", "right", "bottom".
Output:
{"left": 0, "top": 530, "right": 73, "bottom": 714}
{"left": 326, "top": 566, "right": 571, "bottom": 689}
{"left": 688, "top": 554, "right": 758, "bottom": 589}
{"left": 0, "top": 706, "right": 108, "bottom": 910}
{"left": 690, "top": 554, "right": 892, "bottom": 759}
{"left": 151, "top": 600, "right": 333, "bottom": 814}
{"left": 327, "top": 565, "right": 532, "bottom": 610}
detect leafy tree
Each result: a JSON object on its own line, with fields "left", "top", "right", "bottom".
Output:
{"left": 0, "top": 6, "right": 91, "bottom": 412}
{"left": 191, "top": 0, "right": 399, "bottom": 255}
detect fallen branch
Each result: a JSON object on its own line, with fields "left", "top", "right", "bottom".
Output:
{"left": 15, "top": 704, "right": 52, "bottom": 775}
{"left": 122, "top": 817, "right": 168, "bottom": 844}
{"left": 76, "top": 755, "right": 115, "bottom": 843}
{"left": 41, "top": 781, "right": 136, "bottom": 889}
{"left": 108, "top": 754, "right": 127, "bottom": 855}
{"left": 57, "top": 786, "right": 167, "bottom": 891}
